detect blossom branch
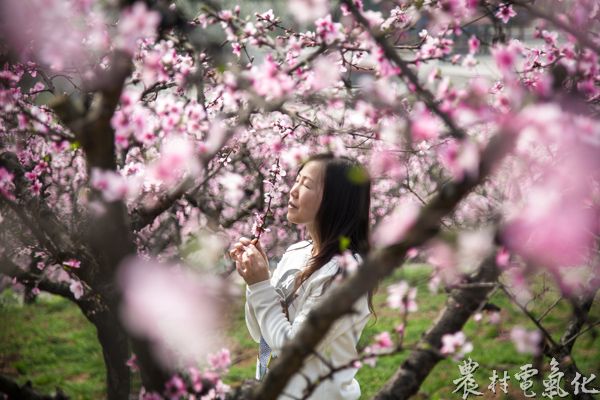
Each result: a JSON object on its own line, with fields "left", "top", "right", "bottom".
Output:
{"left": 341, "top": 0, "right": 467, "bottom": 139}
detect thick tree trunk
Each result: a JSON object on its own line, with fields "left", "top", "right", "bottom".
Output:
{"left": 94, "top": 312, "right": 132, "bottom": 400}
{"left": 374, "top": 256, "right": 501, "bottom": 400}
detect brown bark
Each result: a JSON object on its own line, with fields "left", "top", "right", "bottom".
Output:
{"left": 374, "top": 256, "right": 500, "bottom": 399}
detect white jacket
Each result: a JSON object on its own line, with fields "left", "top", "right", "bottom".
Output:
{"left": 245, "top": 241, "right": 371, "bottom": 399}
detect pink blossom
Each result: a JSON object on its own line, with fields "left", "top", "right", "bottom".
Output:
{"left": 0, "top": 167, "right": 15, "bottom": 200}
{"left": 510, "top": 327, "right": 542, "bottom": 355}
{"left": 91, "top": 169, "right": 131, "bottom": 202}
{"left": 373, "top": 331, "right": 394, "bottom": 351}
{"left": 126, "top": 354, "right": 139, "bottom": 372}
{"left": 369, "top": 149, "right": 405, "bottom": 180}
{"left": 426, "top": 240, "right": 460, "bottom": 289}
{"left": 315, "top": 15, "right": 345, "bottom": 45}
{"left": 165, "top": 375, "right": 187, "bottom": 400}
{"left": 148, "top": 136, "right": 201, "bottom": 186}
{"left": 395, "top": 324, "right": 405, "bottom": 335}
{"left": 375, "top": 47, "right": 401, "bottom": 77}
{"left": 308, "top": 54, "right": 341, "bottom": 91}
{"left": 69, "top": 279, "right": 84, "bottom": 299}
{"left": 386, "top": 281, "right": 417, "bottom": 313}
{"left": 372, "top": 200, "right": 420, "bottom": 247}
{"left": 63, "top": 259, "right": 81, "bottom": 269}
{"left": 250, "top": 54, "right": 295, "bottom": 100}
{"left": 495, "top": 247, "right": 510, "bottom": 268}
{"left": 334, "top": 250, "right": 360, "bottom": 275}
{"left": 487, "top": 311, "right": 501, "bottom": 325}
{"left": 117, "top": 2, "right": 161, "bottom": 54}
{"left": 207, "top": 348, "right": 231, "bottom": 372}
{"left": 219, "top": 173, "right": 245, "bottom": 206}
{"left": 495, "top": 3, "right": 517, "bottom": 24}
{"left": 411, "top": 110, "right": 440, "bottom": 142}
{"left": 288, "top": 0, "right": 329, "bottom": 23}
{"left": 491, "top": 42, "right": 520, "bottom": 75}
{"left": 118, "top": 257, "right": 224, "bottom": 368}
{"left": 440, "top": 331, "right": 473, "bottom": 359}
{"left": 437, "top": 139, "right": 480, "bottom": 181}
{"left": 468, "top": 35, "right": 480, "bottom": 54}
{"left": 188, "top": 367, "right": 203, "bottom": 392}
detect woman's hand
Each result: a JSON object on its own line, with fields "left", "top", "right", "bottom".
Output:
{"left": 229, "top": 237, "right": 270, "bottom": 285}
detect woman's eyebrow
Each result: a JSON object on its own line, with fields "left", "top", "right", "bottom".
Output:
{"left": 297, "top": 173, "right": 314, "bottom": 182}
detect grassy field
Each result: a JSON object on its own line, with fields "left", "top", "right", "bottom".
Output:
{"left": 1, "top": 264, "right": 598, "bottom": 399}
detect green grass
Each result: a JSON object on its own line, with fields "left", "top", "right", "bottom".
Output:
{"left": 0, "top": 291, "right": 105, "bottom": 399}
{"left": 1, "top": 264, "right": 598, "bottom": 399}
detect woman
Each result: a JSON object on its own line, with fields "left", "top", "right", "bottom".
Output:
{"left": 230, "top": 153, "right": 373, "bottom": 399}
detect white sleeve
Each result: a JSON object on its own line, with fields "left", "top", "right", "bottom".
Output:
{"left": 247, "top": 260, "right": 367, "bottom": 357}
{"left": 245, "top": 285, "right": 261, "bottom": 343}
{"left": 244, "top": 252, "right": 289, "bottom": 344}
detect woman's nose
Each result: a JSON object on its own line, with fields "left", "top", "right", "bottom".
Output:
{"left": 290, "top": 183, "right": 299, "bottom": 197}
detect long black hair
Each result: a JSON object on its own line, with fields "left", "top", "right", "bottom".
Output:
{"left": 292, "top": 153, "right": 375, "bottom": 314}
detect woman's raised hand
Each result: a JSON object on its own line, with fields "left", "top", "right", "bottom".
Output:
{"left": 229, "top": 237, "right": 270, "bottom": 285}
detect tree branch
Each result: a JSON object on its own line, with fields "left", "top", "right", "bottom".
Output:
{"left": 341, "top": 0, "right": 467, "bottom": 140}
{"left": 373, "top": 255, "right": 500, "bottom": 399}
{"left": 0, "top": 374, "right": 69, "bottom": 400}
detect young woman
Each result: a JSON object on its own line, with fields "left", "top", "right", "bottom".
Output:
{"left": 230, "top": 153, "right": 373, "bottom": 399}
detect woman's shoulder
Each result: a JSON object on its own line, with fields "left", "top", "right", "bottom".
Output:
{"left": 284, "top": 240, "right": 313, "bottom": 254}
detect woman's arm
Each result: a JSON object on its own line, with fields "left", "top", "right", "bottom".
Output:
{"left": 247, "top": 260, "right": 368, "bottom": 357}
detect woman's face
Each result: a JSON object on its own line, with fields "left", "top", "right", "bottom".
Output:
{"left": 287, "top": 160, "right": 324, "bottom": 226}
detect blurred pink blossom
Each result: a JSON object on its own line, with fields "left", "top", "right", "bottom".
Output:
{"left": 91, "top": 169, "right": 132, "bottom": 202}
{"left": 165, "top": 375, "right": 186, "bottom": 400}
{"left": 438, "top": 139, "right": 480, "bottom": 181}
{"left": 411, "top": 108, "right": 440, "bottom": 142}
{"left": 369, "top": 150, "right": 405, "bottom": 180}
{"left": 315, "top": 15, "right": 345, "bottom": 45}
{"left": 468, "top": 35, "right": 480, "bottom": 54}
{"left": 207, "top": 348, "right": 231, "bottom": 372}
{"left": 372, "top": 331, "right": 394, "bottom": 352}
{"left": 116, "top": 2, "right": 161, "bottom": 54}
{"left": 118, "top": 257, "right": 225, "bottom": 368}
{"left": 288, "top": 0, "right": 330, "bottom": 23}
{"left": 148, "top": 136, "right": 201, "bottom": 186}
{"left": 386, "top": 281, "right": 418, "bottom": 313}
{"left": 372, "top": 200, "right": 420, "bottom": 247}
{"left": 510, "top": 327, "right": 542, "bottom": 355}
{"left": 0, "top": 168, "right": 15, "bottom": 200}
{"left": 69, "top": 279, "right": 84, "bottom": 299}
{"left": 440, "top": 331, "right": 473, "bottom": 359}
{"left": 250, "top": 54, "right": 295, "bottom": 100}
{"left": 63, "top": 259, "right": 81, "bottom": 269}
